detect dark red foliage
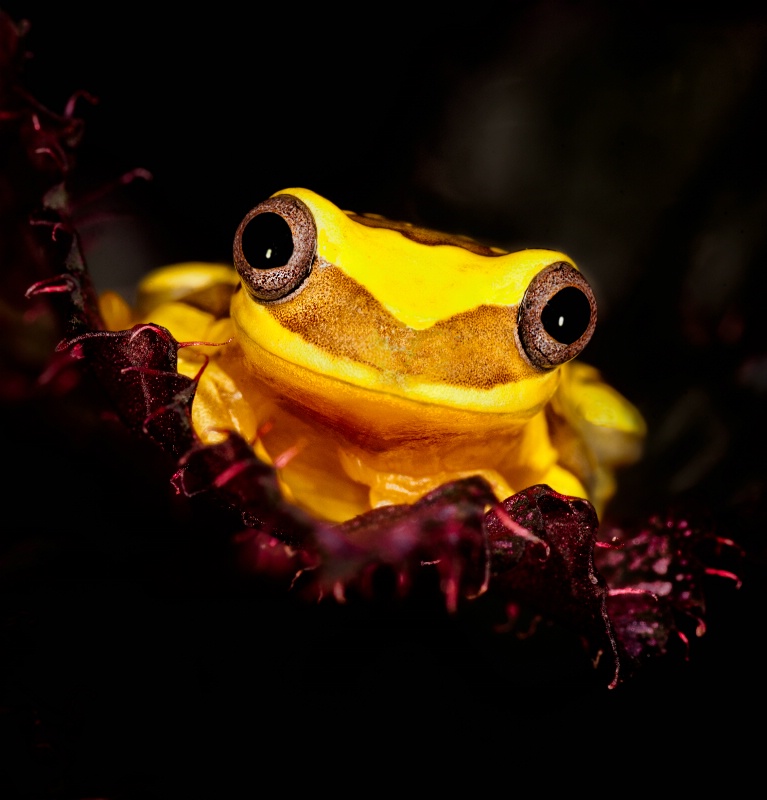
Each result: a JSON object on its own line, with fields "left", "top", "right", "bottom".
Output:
{"left": 485, "top": 486, "right": 621, "bottom": 685}
{"left": 595, "top": 511, "right": 741, "bottom": 669}
{"left": 58, "top": 323, "right": 197, "bottom": 455}
{"left": 312, "top": 476, "right": 496, "bottom": 609}
{"left": 173, "top": 432, "right": 318, "bottom": 547}
{"left": 1, "top": 13, "right": 94, "bottom": 405}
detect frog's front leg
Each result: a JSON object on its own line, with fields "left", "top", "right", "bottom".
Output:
{"left": 547, "top": 361, "right": 646, "bottom": 516}
{"left": 337, "top": 410, "right": 588, "bottom": 510}
{"left": 337, "top": 448, "right": 516, "bottom": 510}
{"left": 493, "top": 410, "right": 590, "bottom": 502}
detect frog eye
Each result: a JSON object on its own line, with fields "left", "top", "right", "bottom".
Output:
{"left": 517, "top": 262, "right": 597, "bottom": 369}
{"left": 233, "top": 194, "right": 317, "bottom": 302}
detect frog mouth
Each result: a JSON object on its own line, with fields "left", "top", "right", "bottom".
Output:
{"left": 235, "top": 329, "right": 560, "bottom": 436}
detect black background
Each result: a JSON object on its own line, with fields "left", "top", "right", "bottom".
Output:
{"left": 2, "top": 2, "right": 767, "bottom": 794}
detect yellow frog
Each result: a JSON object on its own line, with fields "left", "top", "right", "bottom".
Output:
{"left": 99, "top": 188, "right": 645, "bottom": 523}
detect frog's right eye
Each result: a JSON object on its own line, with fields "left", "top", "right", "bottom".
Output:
{"left": 233, "top": 193, "right": 317, "bottom": 302}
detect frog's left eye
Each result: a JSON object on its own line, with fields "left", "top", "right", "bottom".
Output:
{"left": 517, "top": 262, "right": 597, "bottom": 369}
{"left": 233, "top": 194, "right": 317, "bottom": 302}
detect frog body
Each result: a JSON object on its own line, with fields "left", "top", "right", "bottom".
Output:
{"left": 100, "top": 188, "right": 645, "bottom": 523}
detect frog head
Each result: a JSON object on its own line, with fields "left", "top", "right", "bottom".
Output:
{"left": 230, "top": 188, "right": 597, "bottom": 444}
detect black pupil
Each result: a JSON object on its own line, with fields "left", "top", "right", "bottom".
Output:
{"left": 541, "top": 287, "right": 592, "bottom": 344}
{"left": 241, "top": 212, "right": 294, "bottom": 269}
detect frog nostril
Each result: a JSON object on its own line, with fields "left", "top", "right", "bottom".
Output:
{"left": 517, "top": 261, "right": 597, "bottom": 369}
{"left": 233, "top": 193, "right": 317, "bottom": 302}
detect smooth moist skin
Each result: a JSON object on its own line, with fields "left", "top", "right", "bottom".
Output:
{"left": 99, "top": 188, "right": 646, "bottom": 523}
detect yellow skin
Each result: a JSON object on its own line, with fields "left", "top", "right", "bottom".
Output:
{"left": 100, "top": 188, "right": 646, "bottom": 523}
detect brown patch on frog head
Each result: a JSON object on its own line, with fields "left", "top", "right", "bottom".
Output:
{"left": 268, "top": 264, "right": 541, "bottom": 389}
{"left": 347, "top": 212, "right": 505, "bottom": 257}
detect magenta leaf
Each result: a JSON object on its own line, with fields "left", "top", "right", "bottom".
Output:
{"left": 309, "top": 476, "right": 497, "bottom": 609}
{"left": 485, "top": 485, "right": 621, "bottom": 685}
{"left": 173, "top": 432, "right": 318, "bottom": 547}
